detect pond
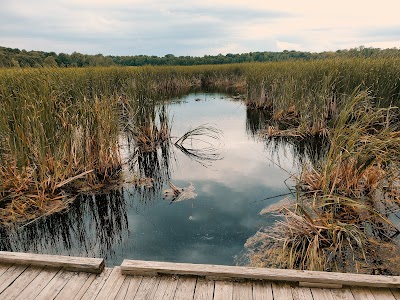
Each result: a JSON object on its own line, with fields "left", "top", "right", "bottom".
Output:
{"left": 0, "top": 92, "right": 300, "bottom": 267}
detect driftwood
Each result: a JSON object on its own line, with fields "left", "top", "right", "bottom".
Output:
{"left": 163, "top": 182, "right": 197, "bottom": 204}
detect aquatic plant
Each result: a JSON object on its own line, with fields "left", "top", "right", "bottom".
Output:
{"left": 245, "top": 90, "right": 400, "bottom": 274}
{"left": 244, "top": 58, "right": 400, "bottom": 137}
{"left": 0, "top": 57, "right": 399, "bottom": 227}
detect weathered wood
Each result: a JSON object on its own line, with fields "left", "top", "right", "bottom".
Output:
{"left": 77, "top": 268, "right": 113, "bottom": 300}
{"left": 329, "top": 289, "right": 356, "bottom": 300}
{"left": 133, "top": 276, "right": 160, "bottom": 299}
{"left": 253, "top": 281, "right": 273, "bottom": 300}
{"left": 34, "top": 269, "right": 75, "bottom": 300}
{"left": 214, "top": 281, "right": 233, "bottom": 300}
{"left": 0, "top": 263, "right": 13, "bottom": 278}
{"left": 0, "top": 259, "right": 399, "bottom": 300}
{"left": 350, "top": 287, "right": 376, "bottom": 300}
{"left": 114, "top": 277, "right": 131, "bottom": 300}
{"left": 233, "top": 281, "right": 252, "bottom": 300}
{"left": 194, "top": 277, "right": 215, "bottom": 300}
{"left": 272, "top": 283, "right": 294, "bottom": 300}
{"left": 370, "top": 287, "right": 397, "bottom": 300}
{"left": 72, "top": 273, "right": 97, "bottom": 300}
{"left": 124, "top": 276, "right": 143, "bottom": 299}
{"left": 14, "top": 266, "right": 62, "bottom": 300}
{"left": 310, "top": 288, "right": 335, "bottom": 300}
{"left": 55, "top": 271, "right": 92, "bottom": 300}
{"left": 95, "top": 267, "right": 126, "bottom": 300}
{"left": 0, "top": 251, "right": 104, "bottom": 273}
{"left": 299, "top": 282, "right": 342, "bottom": 289}
{"left": 152, "top": 275, "right": 179, "bottom": 300}
{"left": 0, "top": 265, "right": 44, "bottom": 300}
{"left": 391, "top": 288, "right": 400, "bottom": 300}
{"left": 291, "top": 286, "right": 313, "bottom": 300}
{"left": 121, "top": 259, "right": 400, "bottom": 288}
{"left": 0, "top": 264, "right": 29, "bottom": 294}
{"left": 174, "top": 276, "right": 197, "bottom": 300}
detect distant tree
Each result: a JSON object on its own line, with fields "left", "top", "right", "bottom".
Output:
{"left": 56, "top": 53, "right": 71, "bottom": 67}
{"left": 43, "top": 56, "right": 58, "bottom": 67}
{"left": 10, "top": 58, "right": 20, "bottom": 67}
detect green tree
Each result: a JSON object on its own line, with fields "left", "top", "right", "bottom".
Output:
{"left": 43, "top": 56, "right": 58, "bottom": 67}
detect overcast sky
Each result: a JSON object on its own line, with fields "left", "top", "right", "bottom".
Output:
{"left": 1, "top": 0, "right": 399, "bottom": 56}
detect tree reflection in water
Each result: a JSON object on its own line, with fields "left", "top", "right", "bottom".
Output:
{"left": 0, "top": 189, "right": 128, "bottom": 260}
{"left": 246, "top": 105, "right": 328, "bottom": 167}
{"left": 0, "top": 98, "right": 223, "bottom": 260}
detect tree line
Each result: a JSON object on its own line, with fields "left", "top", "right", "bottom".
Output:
{"left": 0, "top": 45, "right": 399, "bottom": 68}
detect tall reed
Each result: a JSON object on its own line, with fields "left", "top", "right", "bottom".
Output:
{"left": 245, "top": 90, "right": 400, "bottom": 274}
{"left": 244, "top": 58, "right": 400, "bottom": 136}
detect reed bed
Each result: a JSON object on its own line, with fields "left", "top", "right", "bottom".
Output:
{"left": 0, "top": 54, "right": 400, "bottom": 269}
{"left": 245, "top": 91, "right": 400, "bottom": 274}
{"left": 244, "top": 58, "right": 400, "bottom": 136}
{"left": 0, "top": 65, "right": 242, "bottom": 224}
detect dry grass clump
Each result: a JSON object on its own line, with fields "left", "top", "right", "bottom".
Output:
{"left": 245, "top": 200, "right": 400, "bottom": 274}
{"left": 245, "top": 91, "right": 400, "bottom": 274}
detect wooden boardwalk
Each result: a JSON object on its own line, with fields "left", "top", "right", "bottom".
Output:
{"left": 0, "top": 252, "right": 399, "bottom": 299}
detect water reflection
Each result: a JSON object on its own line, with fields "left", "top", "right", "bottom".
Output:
{"left": 0, "top": 190, "right": 128, "bottom": 260}
{"left": 246, "top": 106, "right": 271, "bottom": 137}
{"left": 0, "top": 92, "right": 296, "bottom": 266}
{"left": 245, "top": 105, "right": 328, "bottom": 166}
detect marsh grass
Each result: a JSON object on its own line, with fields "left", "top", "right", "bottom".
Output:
{"left": 0, "top": 64, "right": 243, "bottom": 224}
{"left": 1, "top": 57, "right": 399, "bottom": 230}
{"left": 245, "top": 90, "right": 400, "bottom": 274}
{"left": 244, "top": 58, "right": 400, "bottom": 137}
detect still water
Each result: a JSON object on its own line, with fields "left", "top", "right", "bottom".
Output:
{"left": 0, "top": 93, "right": 298, "bottom": 266}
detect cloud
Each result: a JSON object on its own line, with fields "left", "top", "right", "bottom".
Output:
{"left": 0, "top": 0, "right": 399, "bottom": 55}
{"left": 276, "top": 41, "right": 302, "bottom": 51}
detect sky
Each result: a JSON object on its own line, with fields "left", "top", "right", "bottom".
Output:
{"left": 0, "top": 0, "right": 399, "bottom": 56}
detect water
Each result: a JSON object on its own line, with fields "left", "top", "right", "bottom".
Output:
{"left": 0, "top": 93, "right": 298, "bottom": 266}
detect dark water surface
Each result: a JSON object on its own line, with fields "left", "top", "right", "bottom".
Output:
{"left": 0, "top": 93, "right": 298, "bottom": 266}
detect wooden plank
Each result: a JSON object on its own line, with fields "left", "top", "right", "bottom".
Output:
{"left": 55, "top": 271, "right": 92, "bottom": 300}
{"left": 300, "top": 282, "right": 342, "bottom": 289}
{"left": 0, "top": 265, "right": 44, "bottom": 300}
{"left": 34, "top": 269, "right": 75, "bottom": 300}
{"left": 114, "top": 277, "right": 131, "bottom": 300}
{"left": 133, "top": 276, "right": 160, "bottom": 299}
{"left": 329, "top": 289, "right": 356, "bottom": 300}
{"left": 173, "top": 276, "right": 197, "bottom": 300}
{"left": 291, "top": 286, "right": 313, "bottom": 300}
{"left": 0, "top": 263, "right": 13, "bottom": 278}
{"left": 214, "top": 281, "right": 233, "bottom": 300}
{"left": 233, "top": 281, "right": 252, "bottom": 300}
{"left": 194, "top": 277, "right": 215, "bottom": 300}
{"left": 14, "top": 266, "right": 62, "bottom": 300}
{"left": 253, "top": 281, "right": 273, "bottom": 300}
{"left": 0, "top": 264, "right": 29, "bottom": 294}
{"left": 152, "top": 275, "right": 179, "bottom": 300}
{"left": 370, "top": 287, "right": 397, "bottom": 300}
{"left": 391, "top": 288, "right": 400, "bottom": 300}
{"left": 0, "top": 251, "right": 104, "bottom": 273}
{"left": 311, "top": 288, "right": 335, "bottom": 300}
{"left": 72, "top": 273, "right": 97, "bottom": 300}
{"left": 272, "top": 283, "right": 294, "bottom": 300}
{"left": 350, "top": 287, "right": 376, "bottom": 300}
{"left": 124, "top": 276, "right": 143, "bottom": 299}
{"left": 121, "top": 259, "right": 400, "bottom": 288}
{"left": 77, "top": 268, "right": 113, "bottom": 300}
{"left": 95, "top": 267, "right": 126, "bottom": 300}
